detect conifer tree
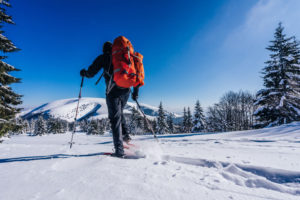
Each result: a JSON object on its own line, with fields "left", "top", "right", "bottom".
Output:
{"left": 186, "top": 107, "right": 193, "bottom": 133}
{"left": 167, "top": 113, "right": 175, "bottom": 133}
{"left": 129, "top": 106, "right": 143, "bottom": 134}
{"left": 98, "top": 119, "right": 105, "bottom": 135}
{"left": 34, "top": 116, "right": 46, "bottom": 136}
{"left": 0, "top": 0, "right": 22, "bottom": 137}
{"left": 254, "top": 23, "right": 300, "bottom": 127}
{"left": 151, "top": 119, "right": 158, "bottom": 134}
{"left": 47, "top": 117, "right": 67, "bottom": 134}
{"left": 182, "top": 107, "right": 187, "bottom": 132}
{"left": 80, "top": 119, "right": 89, "bottom": 132}
{"left": 193, "top": 100, "right": 206, "bottom": 132}
{"left": 157, "top": 102, "right": 168, "bottom": 134}
{"left": 87, "top": 120, "right": 99, "bottom": 135}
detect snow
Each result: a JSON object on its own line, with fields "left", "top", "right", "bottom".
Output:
{"left": 254, "top": 106, "right": 266, "bottom": 115}
{"left": 1, "top": 122, "right": 300, "bottom": 199}
{"left": 283, "top": 55, "right": 295, "bottom": 61}
{"left": 277, "top": 95, "right": 286, "bottom": 109}
{"left": 21, "top": 98, "right": 181, "bottom": 122}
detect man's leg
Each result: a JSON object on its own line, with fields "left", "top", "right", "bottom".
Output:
{"left": 106, "top": 94, "right": 124, "bottom": 155}
{"left": 120, "top": 90, "right": 130, "bottom": 142}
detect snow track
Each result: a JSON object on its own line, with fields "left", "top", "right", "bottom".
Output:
{"left": 1, "top": 122, "right": 300, "bottom": 200}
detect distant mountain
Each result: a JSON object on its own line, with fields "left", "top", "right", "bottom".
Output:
{"left": 21, "top": 97, "right": 181, "bottom": 122}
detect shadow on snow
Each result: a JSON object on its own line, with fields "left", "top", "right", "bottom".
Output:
{"left": 0, "top": 152, "right": 106, "bottom": 164}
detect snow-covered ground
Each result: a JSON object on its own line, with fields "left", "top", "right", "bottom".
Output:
{"left": 1, "top": 122, "right": 300, "bottom": 200}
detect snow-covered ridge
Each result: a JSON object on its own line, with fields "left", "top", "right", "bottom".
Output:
{"left": 21, "top": 97, "right": 181, "bottom": 122}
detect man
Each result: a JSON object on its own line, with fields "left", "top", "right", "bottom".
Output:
{"left": 80, "top": 41, "right": 139, "bottom": 158}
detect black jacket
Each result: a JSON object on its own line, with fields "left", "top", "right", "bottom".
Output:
{"left": 85, "top": 52, "right": 113, "bottom": 86}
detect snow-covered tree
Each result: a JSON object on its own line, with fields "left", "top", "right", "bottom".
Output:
{"left": 151, "top": 119, "right": 158, "bottom": 134}
{"left": 186, "top": 107, "right": 193, "bottom": 133}
{"left": 98, "top": 119, "right": 105, "bottom": 135}
{"left": 34, "top": 116, "right": 46, "bottom": 136}
{"left": 129, "top": 106, "right": 143, "bottom": 135}
{"left": 167, "top": 113, "right": 175, "bottom": 133}
{"left": 47, "top": 117, "right": 67, "bottom": 134}
{"left": 182, "top": 107, "right": 187, "bottom": 132}
{"left": 79, "top": 119, "right": 89, "bottom": 132}
{"left": 254, "top": 23, "right": 300, "bottom": 127}
{"left": 87, "top": 120, "right": 99, "bottom": 135}
{"left": 193, "top": 100, "right": 206, "bottom": 132}
{"left": 157, "top": 102, "right": 168, "bottom": 134}
{"left": 206, "top": 91, "right": 255, "bottom": 132}
{"left": 23, "top": 119, "right": 30, "bottom": 133}
{"left": 0, "top": 0, "right": 22, "bottom": 137}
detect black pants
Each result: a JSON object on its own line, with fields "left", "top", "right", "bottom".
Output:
{"left": 106, "top": 87, "right": 130, "bottom": 154}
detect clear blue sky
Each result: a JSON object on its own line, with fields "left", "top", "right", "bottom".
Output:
{"left": 5, "top": 0, "right": 300, "bottom": 112}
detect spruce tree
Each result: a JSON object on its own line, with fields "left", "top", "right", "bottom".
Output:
{"left": 167, "top": 113, "right": 175, "bottom": 134}
{"left": 182, "top": 107, "right": 187, "bottom": 132}
{"left": 186, "top": 107, "right": 193, "bottom": 133}
{"left": 193, "top": 100, "right": 206, "bottom": 132}
{"left": 0, "top": 0, "right": 22, "bottom": 137}
{"left": 34, "top": 116, "right": 46, "bottom": 136}
{"left": 87, "top": 120, "right": 99, "bottom": 135}
{"left": 157, "top": 102, "right": 168, "bottom": 134}
{"left": 98, "top": 119, "right": 105, "bottom": 135}
{"left": 254, "top": 23, "right": 300, "bottom": 127}
{"left": 129, "top": 106, "right": 141, "bottom": 135}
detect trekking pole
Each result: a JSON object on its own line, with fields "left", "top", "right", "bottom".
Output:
{"left": 69, "top": 76, "right": 84, "bottom": 149}
{"left": 134, "top": 99, "right": 158, "bottom": 141}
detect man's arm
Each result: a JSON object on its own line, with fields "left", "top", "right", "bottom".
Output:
{"left": 81, "top": 55, "right": 103, "bottom": 78}
{"left": 132, "top": 86, "right": 139, "bottom": 101}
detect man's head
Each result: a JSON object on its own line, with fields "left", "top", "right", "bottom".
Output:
{"left": 103, "top": 41, "right": 112, "bottom": 54}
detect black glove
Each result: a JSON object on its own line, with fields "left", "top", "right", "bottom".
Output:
{"left": 132, "top": 87, "right": 139, "bottom": 101}
{"left": 80, "top": 69, "right": 87, "bottom": 77}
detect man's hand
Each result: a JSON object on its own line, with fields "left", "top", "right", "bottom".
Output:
{"left": 132, "top": 87, "right": 139, "bottom": 101}
{"left": 80, "top": 69, "right": 87, "bottom": 77}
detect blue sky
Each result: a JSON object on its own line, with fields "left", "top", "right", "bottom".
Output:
{"left": 5, "top": 0, "right": 300, "bottom": 112}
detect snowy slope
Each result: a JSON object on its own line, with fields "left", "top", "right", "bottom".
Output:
{"left": 0, "top": 122, "right": 300, "bottom": 200}
{"left": 21, "top": 97, "right": 181, "bottom": 122}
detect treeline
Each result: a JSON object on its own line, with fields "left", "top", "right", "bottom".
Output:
{"left": 151, "top": 90, "right": 256, "bottom": 134}
{"left": 15, "top": 116, "right": 112, "bottom": 136}
{"left": 16, "top": 116, "right": 69, "bottom": 136}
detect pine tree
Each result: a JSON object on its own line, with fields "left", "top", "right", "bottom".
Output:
{"left": 34, "top": 116, "right": 46, "bottom": 136}
{"left": 129, "top": 106, "right": 143, "bottom": 135}
{"left": 80, "top": 119, "right": 89, "bottom": 132}
{"left": 186, "top": 107, "right": 193, "bottom": 133}
{"left": 151, "top": 119, "right": 158, "bottom": 134}
{"left": 0, "top": 1, "right": 22, "bottom": 137}
{"left": 182, "top": 107, "right": 187, "bottom": 132}
{"left": 47, "top": 117, "right": 67, "bottom": 134}
{"left": 87, "top": 120, "right": 99, "bottom": 135}
{"left": 98, "top": 119, "right": 105, "bottom": 135}
{"left": 23, "top": 119, "right": 30, "bottom": 134}
{"left": 193, "top": 100, "right": 206, "bottom": 132}
{"left": 254, "top": 23, "right": 300, "bottom": 127}
{"left": 157, "top": 102, "right": 168, "bottom": 134}
{"left": 167, "top": 113, "right": 175, "bottom": 133}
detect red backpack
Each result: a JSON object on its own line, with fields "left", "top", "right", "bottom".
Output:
{"left": 112, "top": 36, "right": 144, "bottom": 88}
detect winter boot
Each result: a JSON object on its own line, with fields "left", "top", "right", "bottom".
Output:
{"left": 123, "top": 134, "right": 132, "bottom": 143}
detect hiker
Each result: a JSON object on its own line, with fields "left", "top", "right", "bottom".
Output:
{"left": 80, "top": 37, "right": 143, "bottom": 157}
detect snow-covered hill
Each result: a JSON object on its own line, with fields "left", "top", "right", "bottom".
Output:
{"left": 1, "top": 122, "right": 300, "bottom": 200}
{"left": 21, "top": 97, "right": 181, "bottom": 122}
